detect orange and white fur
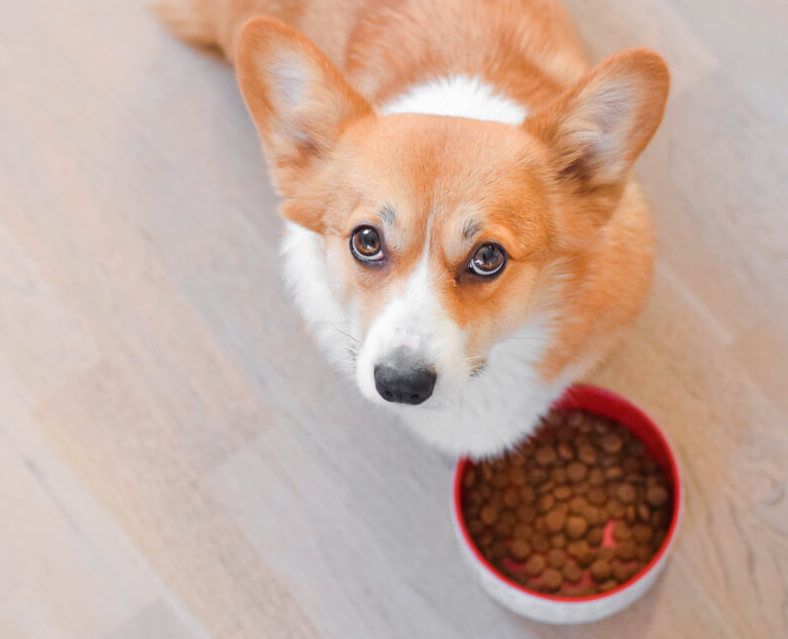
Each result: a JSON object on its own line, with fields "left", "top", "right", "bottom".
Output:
{"left": 154, "top": 0, "right": 669, "bottom": 457}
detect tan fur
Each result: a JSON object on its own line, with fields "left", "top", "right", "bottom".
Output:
{"left": 155, "top": 0, "right": 668, "bottom": 386}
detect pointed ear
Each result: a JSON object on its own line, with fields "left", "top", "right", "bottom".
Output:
{"left": 525, "top": 49, "right": 669, "bottom": 189}
{"left": 236, "top": 17, "right": 373, "bottom": 230}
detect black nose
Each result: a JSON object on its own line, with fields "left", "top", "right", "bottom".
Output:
{"left": 374, "top": 365, "right": 437, "bottom": 405}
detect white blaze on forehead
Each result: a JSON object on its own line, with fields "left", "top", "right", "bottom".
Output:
{"left": 355, "top": 229, "right": 468, "bottom": 405}
{"left": 381, "top": 75, "right": 528, "bottom": 125}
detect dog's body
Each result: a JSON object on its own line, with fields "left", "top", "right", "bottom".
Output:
{"left": 155, "top": 0, "right": 667, "bottom": 457}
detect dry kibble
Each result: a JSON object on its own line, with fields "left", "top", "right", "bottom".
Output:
{"left": 558, "top": 442, "right": 574, "bottom": 461}
{"left": 562, "top": 561, "right": 583, "bottom": 583}
{"left": 587, "top": 526, "right": 603, "bottom": 546}
{"left": 588, "top": 467, "right": 605, "bottom": 486}
{"left": 543, "top": 568, "right": 563, "bottom": 591}
{"left": 461, "top": 407, "right": 673, "bottom": 598}
{"left": 510, "top": 538, "right": 531, "bottom": 560}
{"left": 480, "top": 505, "right": 499, "bottom": 526}
{"left": 569, "top": 496, "right": 588, "bottom": 514}
{"left": 490, "top": 541, "right": 507, "bottom": 560}
{"left": 551, "top": 467, "right": 567, "bottom": 484}
{"left": 617, "top": 483, "right": 637, "bottom": 504}
{"left": 605, "top": 465, "right": 624, "bottom": 480}
{"left": 545, "top": 508, "right": 567, "bottom": 533}
{"left": 633, "top": 523, "right": 653, "bottom": 543}
{"left": 646, "top": 485, "right": 669, "bottom": 507}
{"left": 614, "top": 521, "right": 632, "bottom": 542}
{"left": 613, "top": 560, "right": 635, "bottom": 583}
{"left": 525, "top": 554, "right": 546, "bottom": 577}
{"left": 566, "top": 515, "right": 588, "bottom": 540}
{"left": 538, "top": 493, "right": 555, "bottom": 513}
{"left": 567, "top": 461, "right": 588, "bottom": 482}
{"left": 536, "top": 445, "right": 558, "bottom": 466}
{"left": 590, "top": 559, "right": 612, "bottom": 582}
{"left": 528, "top": 467, "right": 548, "bottom": 485}
{"left": 616, "top": 541, "right": 638, "bottom": 561}
{"left": 588, "top": 487, "right": 607, "bottom": 506}
{"left": 601, "top": 432, "right": 624, "bottom": 454}
{"left": 637, "top": 503, "right": 651, "bottom": 522}
{"left": 598, "top": 546, "right": 616, "bottom": 562}
{"left": 503, "top": 487, "right": 520, "bottom": 509}
{"left": 532, "top": 534, "right": 550, "bottom": 553}
{"left": 599, "top": 579, "right": 618, "bottom": 593}
{"left": 547, "top": 548, "right": 567, "bottom": 568}
{"left": 578, "top": 444, "right": 598, "bottom": 465}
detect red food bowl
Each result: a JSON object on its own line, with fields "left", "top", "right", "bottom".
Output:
{"left": 450, "top": 384, "right": 683, "bottom": 624}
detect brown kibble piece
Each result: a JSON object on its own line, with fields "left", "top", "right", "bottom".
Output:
{"left": 532, "top": 534, "right": 550, "bottom": 553}
{"left": 542, "top": 568, "right": 563, "bottom": 591}
{"left": 590, "top": 559, "right": 612, "bottom": 582}
{"left": 569, "top": 496, "right": 588, "bottom": 514}
{"left": 588, "top": 487, "right": 607, "bottom": 505}
{"left": 613, "top": 560, "right": 635, "bottom": 583}
{"left": 601, "top": 432, "right": 624, "bottom": 454}
{"left": 633, "top": 524, "right": 654, "bottom": 544}
{"left": 616, "top": 541, "right": 638, "bottom": 561}
{"left": 558, "top": 442, "right": 574, "bottom": 461}
{"left": 614, "top": 521, "right": 632, "bottom": 542}
{"left": 599, "top": 579, "right": 618, "bottom": 593}
{"left": 480, "top": 505, "right": 499, "bottom": 526}
{"left": 510, "top": 539, "right": 531, "bottom": 560}
{"left": 547, "top": 548, "right": 567, "bottom": 568}
{"left": 550, "top": 533, "right": 567, "bottom": 549}
{"left": 605, "top": 465, "right": 624, "bottom": 480}
{"left": 562, "top": 561, "right": 583, "bottom": 583}
{"left": 588, "top": 467, "right": 605, "bottom": 486}
{"left": 517, "top": 504, "right": 537, "bottom": 523}
{"left": 578, "top": 444, "right": 598, "bottom": 465}
{"left": 566, "top": 461, "right": 588, "bottom": 482}
{"left": 617, "top": 483, "right": 637, "bottom": 504}
{"left": 538, "top": 493, "right": 555, "bottom": 513}
{"left": 528, "top": 467, "right": 548, "bottom": 485}
{"left": 525, "top": 554, "right": 546, "bottom": 577}
{"left": 637, "top": 503, "right": 651, "bottom": 522}
{"left": 503, "top": 487, "right": 520, "bottom": 509}
{"left": 545, "top": 508, "right": 567, "bottom": 533}
{"left": 513, "top": 522, "right": 532, "bottom": 540}
{"left": 646, "top": 485, "right": 669, "bottom": 507}
{"left": 606, "top": 499, "right": 623, "bottom": 518}
{"left": 463, "top": 468, "right": 477, "bottom": 488}
{"left": 587, "top": 526, "right": 603, "bottom": 546}
{"left": 598, "top": 547, "right": 616, "bottom": 562}
{"left": 566, "top": 515, "right": 588, "bottom": 540}
{"left": 554, "top": 485, "right": 572, "bottom": 501}
{"left": 568, "top": 540, "right": 593, "bottom": 566}
{"left": 536, "top": 445, "right": 557, "bottom": 466}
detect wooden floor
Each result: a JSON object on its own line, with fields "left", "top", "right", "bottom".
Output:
{"left": 1, "top": 1, "right": 786, "bottom": 637}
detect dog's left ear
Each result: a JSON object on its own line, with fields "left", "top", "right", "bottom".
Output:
{"left": 236, "top": 17, "right": 373, "bottom": 231}
{"left": 525, "top": 49, "right": 669, "bottom": 189}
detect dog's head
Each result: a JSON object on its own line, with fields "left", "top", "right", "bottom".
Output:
{"left": 237, "top": 18, "right": 668, "bottom": 410}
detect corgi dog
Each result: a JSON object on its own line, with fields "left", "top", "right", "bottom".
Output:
{"left": 153, "top": 0, "right": 669, "bottom": 457}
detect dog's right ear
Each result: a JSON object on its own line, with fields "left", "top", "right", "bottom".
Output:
{"left": 236, "top": 17, "right": 373, "bottom": 231}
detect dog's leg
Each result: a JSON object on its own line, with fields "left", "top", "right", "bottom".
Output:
{"left": 151, "top": 0, "right": 301, "bottom": 62}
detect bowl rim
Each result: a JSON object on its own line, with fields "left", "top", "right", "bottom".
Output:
{"left": 451, "top": 383, "right": 682, "bottom": 604}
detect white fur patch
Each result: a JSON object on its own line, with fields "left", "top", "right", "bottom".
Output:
{"left": 381, "top": 75, "right": 528, "bottom": 125}
{"left": 354, "top": 233, "right": 468, "bottom": 406}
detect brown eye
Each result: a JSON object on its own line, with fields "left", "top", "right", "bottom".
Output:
{"left": 350, "top": 226, "right": 384, "bottom": 263}
{"left": 468, "top": 243, "right": 506, "bottom": 277}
